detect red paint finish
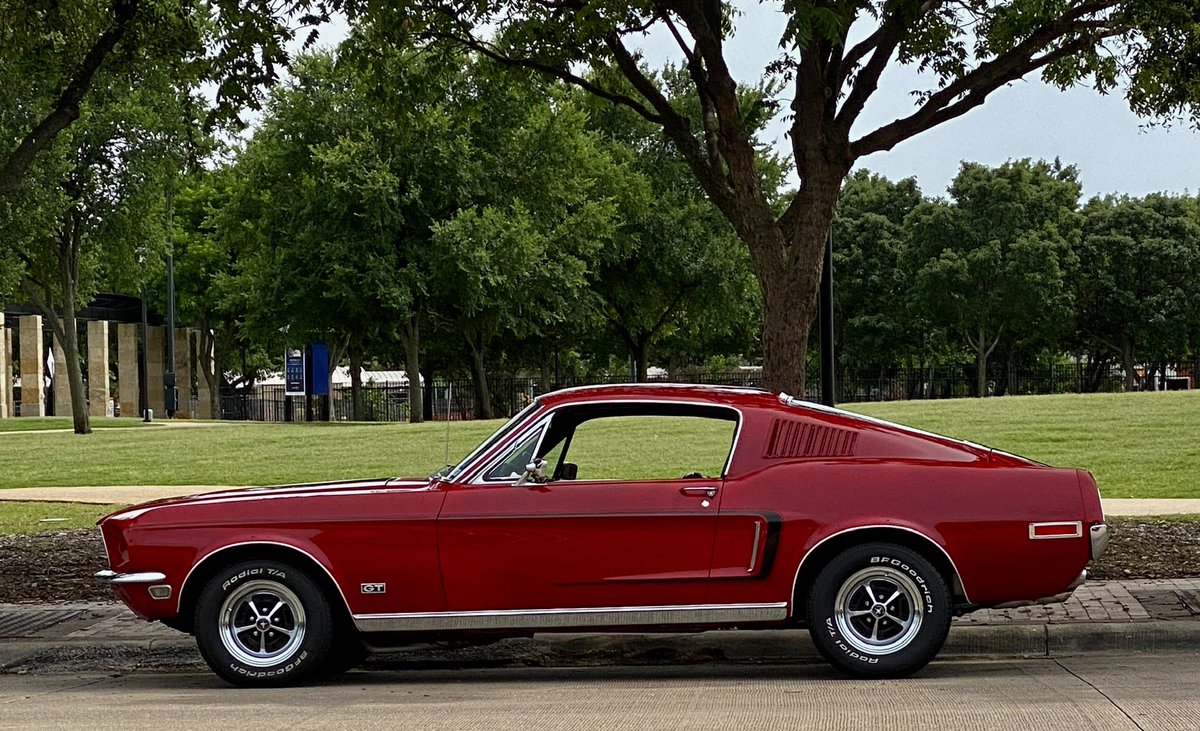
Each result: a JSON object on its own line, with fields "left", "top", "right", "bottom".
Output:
{"left": 437, "top": 478, "right": 718, "bottom": 610}
{"left": 98, "top": 385, "right": 1104, "bottom": 634}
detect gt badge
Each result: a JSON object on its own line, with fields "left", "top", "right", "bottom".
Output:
{"left": 361, "top": 583, "right": 387, "bottom": 594}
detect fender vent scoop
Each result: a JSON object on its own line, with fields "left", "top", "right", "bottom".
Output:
{"left": 764, "top": 418, "right": 857, "bottom": 459}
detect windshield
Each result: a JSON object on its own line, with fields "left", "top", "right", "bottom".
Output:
{"left": 441, "top": 399, "right": 542, "bottom": 481}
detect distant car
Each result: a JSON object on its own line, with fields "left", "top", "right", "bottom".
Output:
{"left": 96, "top": 384, "right": 1107, "bottom": 686}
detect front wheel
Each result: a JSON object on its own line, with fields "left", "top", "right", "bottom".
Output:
{"left": 194, "top": 560, "right": 334, "bottom": 687}
{"left": 807, "top": 543, "right": 951, "bottom": 678}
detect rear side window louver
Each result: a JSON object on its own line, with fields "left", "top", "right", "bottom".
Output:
{"left": 764, "top": 418, "right": 858, "bottom": 459}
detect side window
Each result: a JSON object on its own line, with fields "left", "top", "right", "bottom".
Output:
{"left": 561, "top": 415, "right": 734, "bottom": 481}
{"left": 482, "top": 428, "right": 543, "bottom": 482}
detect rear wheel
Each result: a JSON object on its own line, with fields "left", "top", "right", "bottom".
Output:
{"left": 806, "top": 543, "right": 951, "bottom": 678}
{"left": 194, "top": 560, "right": 333, "bottom": 687}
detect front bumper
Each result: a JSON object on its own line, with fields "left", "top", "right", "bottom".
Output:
{"left": 94, "top": 569, "right": 167, "bottom": 584}
{"left": 95, "top": 569, "right": 172, "bottom": 601}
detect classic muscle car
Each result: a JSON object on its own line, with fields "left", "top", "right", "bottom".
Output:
{"left": 96, "top": 384, "right": 1107, "bottom": 685}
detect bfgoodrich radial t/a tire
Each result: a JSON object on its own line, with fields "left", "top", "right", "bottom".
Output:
{"left": 194, "top": 560, "right": 334, "bottom": 687}
{"left": 807, "top": 543, "right": 952, "bottom": 678}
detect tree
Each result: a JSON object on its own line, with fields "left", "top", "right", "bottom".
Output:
{"left": 0, "top": 0, "right": 329, "bottom": 198}
{"left": 1075, "top": 194, "right": 1200, "bottom": 389}
{"left": 164, "top": 166, "right": 272, "bottom": 418}
{"left": 908, "top": 159, "right": 1080, "bottom": 397}
{"left": 228, "top": 50, "right": 444, "bottom": 421}
{"left": 428, "top": 72, "right": 627, "bottom": 417}
{"left": 337, "top": 0, "right": 1200, "bottom": 394}
{"left": 575, "top": 75, "right": 766, "bottom": 382}
{"left": 832, "top": 171, "right": 926, "bottom": 383}
{"left": 6, "top": 71, "right": 187, "bottom": 432}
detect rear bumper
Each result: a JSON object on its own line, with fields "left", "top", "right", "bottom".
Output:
{"left": 1090, "top": 523, "right": 1110, "bottom": 561}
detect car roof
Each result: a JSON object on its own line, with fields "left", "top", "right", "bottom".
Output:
{"left": 536, "top": 383, "right": 778, "bottom": 409}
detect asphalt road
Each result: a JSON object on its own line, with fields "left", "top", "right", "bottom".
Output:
{"left": 1, "top": 654, "right": 1197, "bottom": 730}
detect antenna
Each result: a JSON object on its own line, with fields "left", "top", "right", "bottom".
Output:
{"left": 443, "top": 380, "right": 452, "bottom": 469}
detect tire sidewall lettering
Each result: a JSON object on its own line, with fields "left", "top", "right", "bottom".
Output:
{"left": 221, "top": 567, "right": 287, "bottom": 592}
{"left": 869, "top": 555, "right": 934, "bottom": 612}
{"left": 229, "top": 650, "right": 309, "bottom": 678}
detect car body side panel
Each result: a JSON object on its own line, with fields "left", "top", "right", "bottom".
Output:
{"left": 436, "top": 479, "right": 717, "bottom": 610}
{"left": 103, "top": 487, "right": 447, "bottom": 621}
{"left": 706, "top": 460, "right": 1091, "bottom": 608}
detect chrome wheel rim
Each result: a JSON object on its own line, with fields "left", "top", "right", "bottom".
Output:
{"left": 218, "top": 580, "right": 306, "bottom": 668}
{"left": 834, "top": 566, "right": 924, "bottom": 656}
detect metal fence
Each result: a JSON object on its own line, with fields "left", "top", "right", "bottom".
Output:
{"left": 213, "top": 361, "right": 1182, "bottom": 423}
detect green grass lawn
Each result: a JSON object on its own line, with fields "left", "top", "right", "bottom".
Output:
{"left": 0, "top": 390, "right": 1197, "bottom": 498}
{"left": 849, "top": 390, "right": 1200, "bottom": 499}
{"left": 0, "top": 501, "right": 123, "bottom": 535}
{"left": 0, "top": 417, "right": 152, "bottom": 432}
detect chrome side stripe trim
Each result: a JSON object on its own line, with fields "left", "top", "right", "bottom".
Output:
{"left": 748, "top": 521, "right": 763, "bottom": 573}
{"left": 353, "top": 602, "right": 788, "bottom": 633}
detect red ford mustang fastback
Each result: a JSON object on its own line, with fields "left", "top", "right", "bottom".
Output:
{"left": 96, "top": 384, "right": 1107, "bottom": 686}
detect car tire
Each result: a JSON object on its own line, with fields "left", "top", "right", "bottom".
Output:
{"left": 194, "top": 560, "right": 334, "bottom": 687}
{"left": 806, "top": 542, "right": 951, "bottom": 678}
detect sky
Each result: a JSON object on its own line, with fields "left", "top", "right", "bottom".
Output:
{"left": 633, "top": 3, "right": 1200, "bottom": 201}
{"left": 297, "top": 4, "right": 1200, "bottom": 201}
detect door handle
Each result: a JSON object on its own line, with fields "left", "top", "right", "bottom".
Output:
{"left": 680, "top": 486, "right": 717, "bottom": 498}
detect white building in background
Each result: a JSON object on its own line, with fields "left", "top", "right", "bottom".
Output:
{"left": 256, "top": 368, "right": 422, "bottom": 388}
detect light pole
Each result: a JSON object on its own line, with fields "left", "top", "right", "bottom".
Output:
{"left": 163, "top": 187, "right": 178, "bottom": 417}
{"left": 819, "top": 228, "right": 835, "bottom": 407}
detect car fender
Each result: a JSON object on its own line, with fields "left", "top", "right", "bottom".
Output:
{"left": 790, "top": 519, "right": 970, "bottom": 609}
{"left": 178, "top": 536, "right": 353, "bottom": 620}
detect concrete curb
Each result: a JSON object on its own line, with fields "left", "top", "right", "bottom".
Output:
{"left": 3, "top": 622, "right": 1197, "bottom": 674}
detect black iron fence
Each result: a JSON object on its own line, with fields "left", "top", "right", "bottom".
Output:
{"left": 214, "top": 361, "right": 1185, "bottom": 423}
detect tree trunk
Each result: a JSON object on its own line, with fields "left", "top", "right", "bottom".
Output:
{"left": 465, "top": 332, "right": 492, "bottom": 420}
{"left": 401, "top": 315, "right": 422, "bottom": 423}
{"left": 1121, "top": 342, "right": 1136, "bottom": 391}
{"left": 975, "top": 340, "right": 988, "bottom": 399}
{"left": 634, "top": 337, "right": 649, "bottom": 383}
{"left": 39, "top": 214, "right": 92, "bottom": 434}
{"left": 746, "top": 180, "right": 841, "bottom": 397}
{"left": 197, "top": 323, "right": 221, "bottom": 420}
{"left": 759, "top": 266, "right": 818, "bottom": 398}
{"left": 349, "top": 346, "right": 364, "bottom": 421}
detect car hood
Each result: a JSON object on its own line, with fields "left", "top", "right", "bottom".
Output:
{"left": 100, "top": 477, "right": 434, "bottom": 523}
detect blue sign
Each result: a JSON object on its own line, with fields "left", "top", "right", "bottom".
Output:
{"left": 310, "top": 342, "right": 330, "bottom": 396}
{"left": 285, "top": 349, "right": 305, "bottom": 396}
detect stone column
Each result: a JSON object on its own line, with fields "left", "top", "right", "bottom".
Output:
{"left": 174, "top": 327, "right": 192, "bottom": 418}
{"left": 52, "top": 322, "right": 71, "bottom": 417}
{"left": 0, "top": 314, "right": 8, "bottom": 418}
{"left": 18, "top": 315, "right": 44, "bottom": 416}
{"left": 195, "top": 330, "right": 215, "bottom": 419}
{"left": 146, "top": 325, "right": 165, "bottom": 416}
{"left": 117, "top": 324, "right": 139, "bottom": 417}
{"left": 88, "top": 320, "right": 110, "bottom": 417}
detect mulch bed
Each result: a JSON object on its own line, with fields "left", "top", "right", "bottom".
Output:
{"left": 1, "top": 517, "right": 1196, "bottom": 604}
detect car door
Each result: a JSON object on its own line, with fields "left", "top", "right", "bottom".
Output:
{"left": 436, "top": 408, "right": 733, "bottom": 612}
{"left": 438, "top": 478, "right": 719, "bottom": 611}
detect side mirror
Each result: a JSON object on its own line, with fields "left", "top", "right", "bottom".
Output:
{"left": 515, "top": 458, "right": 547, "bottom": 487}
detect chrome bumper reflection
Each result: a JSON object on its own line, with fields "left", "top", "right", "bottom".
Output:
{"left": 1090, "top": 523, "right": 1109, "bottom": 560}
{"left": 94, "top": 569, "right": 167, "bottom": 584}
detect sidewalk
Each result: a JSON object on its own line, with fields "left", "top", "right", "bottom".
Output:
{"left": 2, "top": 579, "right": 1198, "bottom": 672}
{"left": 1, "top": 485, "right": 1199, "bottom": 516}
